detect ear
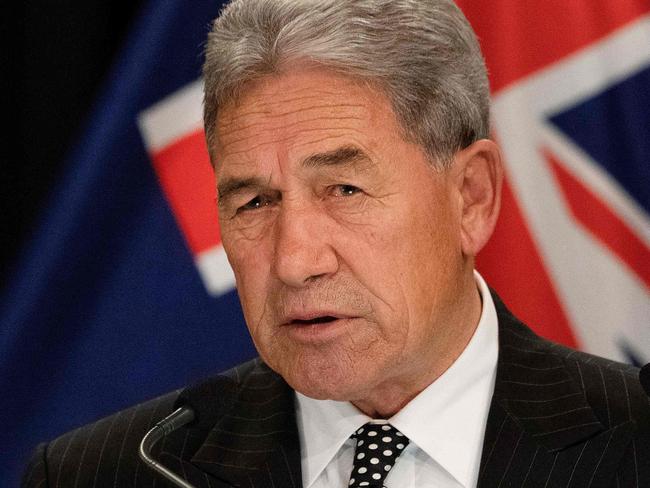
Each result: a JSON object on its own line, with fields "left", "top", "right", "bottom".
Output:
{"left": 452, "top": 139, "right": 503, "bottom": 257}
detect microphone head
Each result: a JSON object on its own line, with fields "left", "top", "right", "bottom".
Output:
{"left": 174, "top": 375, "right": 239, "bottom": 430}
{"left": 640, "top": 363, "right": 650, "bottom": 398}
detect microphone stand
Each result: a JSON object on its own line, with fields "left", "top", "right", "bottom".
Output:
{"left": 139, "top": 406, "right": 197, "bottom": 488}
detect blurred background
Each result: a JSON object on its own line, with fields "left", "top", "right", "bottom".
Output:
{"left": 6, "top": 2, "right": 142, "bottom": 282}
{"left": 3, "top": 0, "right": 649, "bottom": 485}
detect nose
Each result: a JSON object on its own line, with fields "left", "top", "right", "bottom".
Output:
{"left": 272, "top": 204, "right": 339, "bottom": 288}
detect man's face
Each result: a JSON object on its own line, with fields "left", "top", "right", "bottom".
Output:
{"left": 215, "top": 68, "right": 470, "bottom": 403}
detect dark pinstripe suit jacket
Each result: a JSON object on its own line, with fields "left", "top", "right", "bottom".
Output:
{"left": 23, "top": 295, "right": 650, "bottom": 487}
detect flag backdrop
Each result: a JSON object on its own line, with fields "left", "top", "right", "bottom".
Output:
{"left": 2, "top": 0, "right": 649, "bottom": 485}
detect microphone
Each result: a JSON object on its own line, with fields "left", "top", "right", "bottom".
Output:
{"left": 139, "top": 376, "right": 237, "bottom": 488}
{"left": 640, "top": 363, "right": 650, "bottom": 397}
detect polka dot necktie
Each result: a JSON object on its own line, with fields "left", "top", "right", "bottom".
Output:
{"left": 347, "top": 422, "right": 410, "bottom": 487}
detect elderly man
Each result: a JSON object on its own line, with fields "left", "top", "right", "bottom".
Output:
{"left": 23, "top": 1, "right": 650, "bottom": 487}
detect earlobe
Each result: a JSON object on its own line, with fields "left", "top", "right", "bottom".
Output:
{"left": 456, "top": 139, "right": 504, "bottom": 257}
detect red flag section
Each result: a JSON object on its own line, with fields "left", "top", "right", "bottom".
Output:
{"left": 150, "top": 130, "right": 221, "bottom": 254}
{"left": 458, "top": 0, "right": 650, "bottom": 93}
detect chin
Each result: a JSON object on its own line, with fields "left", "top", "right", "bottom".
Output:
{"left": 279, "top": 355, "right": 369, "bottom": 402}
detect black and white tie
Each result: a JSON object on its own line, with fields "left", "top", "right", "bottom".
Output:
{"left": 347, "top": 422, "right": 410, "bottom": 487}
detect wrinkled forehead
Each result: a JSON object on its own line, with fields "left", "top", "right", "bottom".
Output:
{"left": 212, "top": 69, "right": 398, "bottom": 167}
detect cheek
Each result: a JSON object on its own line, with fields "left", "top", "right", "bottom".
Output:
{"left": 223, "top": 233, "right": 273, "bottom": 317}
{"left": 384, "top": 194, "right": 461, "bottom": 313}
{"left": 336, "top": 225, "right": 412, "bottom": 330}
{"left": 222, "top": 214, "right": 272, "bottom": 269}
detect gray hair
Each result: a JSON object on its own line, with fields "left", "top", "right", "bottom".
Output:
{"left": 203, "top": 0, "right": 490, "bottom": 168}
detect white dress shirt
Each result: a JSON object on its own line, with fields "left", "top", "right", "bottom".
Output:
{"left": 295, "top": 271, "right": 499, "bottom": 488}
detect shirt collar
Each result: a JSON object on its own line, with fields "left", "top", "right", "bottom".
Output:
{"left": 295, "top": 271, "right": 499, "bottom": 487}
{"left": 295, "top": 393, "right": 369, "bottom": 488}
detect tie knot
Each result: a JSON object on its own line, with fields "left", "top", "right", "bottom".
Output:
{"left": 348, "top": 422, "right": 409, "bottom": 487}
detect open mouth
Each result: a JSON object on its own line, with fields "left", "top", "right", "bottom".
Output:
{"left": 290, "top": 316, "right": 339, "bottom": 325}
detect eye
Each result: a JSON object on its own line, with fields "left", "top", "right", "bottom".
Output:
{"left": 332, "top": 184, "right": 362, "bottom": 197}
{"left": 238, "top": 195, "right": 270, "bottom": 213}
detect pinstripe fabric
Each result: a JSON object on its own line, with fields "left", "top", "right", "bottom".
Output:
{"left": 22, "top": 293, "right": 650, "bottom": 487}
{"left": 478, "top": 295, "right": 650, "bottom": 487}
{"left": 21, "top": 361, "right": 300, "bottom": 488}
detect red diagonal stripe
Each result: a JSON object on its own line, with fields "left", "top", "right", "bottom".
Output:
{"left": 150, "top": 130, "right": 221, "bottom": 254}
{"left": 458, "top": 0, "right": 650, "bottom": 93}
{"left": 544, "top": 149, "right": 650, "bottom": 288}
{"left": 477, "top": 174, "right": 578, "bottom": 348}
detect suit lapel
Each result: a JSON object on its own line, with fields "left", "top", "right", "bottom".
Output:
{"left": 478, "top": 295, "right": 634, "bottom": 487}
{"left": 181, "top": 360, "right": 302, "bottom": 488}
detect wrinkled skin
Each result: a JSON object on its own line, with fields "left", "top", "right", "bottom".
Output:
{"left": 214, "top": 67, "right": 502, "bottom": 417}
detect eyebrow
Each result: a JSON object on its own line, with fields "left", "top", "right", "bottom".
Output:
{"left": 302, "top": 145, "right": 371, "bottom": 169}
{"left": 217, "top": 145, "right": 372, "bottom": 202}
